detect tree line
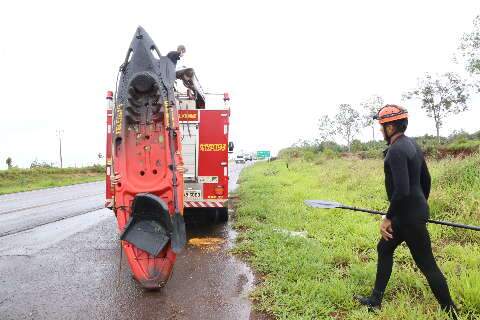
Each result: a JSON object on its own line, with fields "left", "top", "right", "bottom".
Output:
{"left": 4, "top": 153, "right": 105, "bottom": 170}
{"left": 318, "top": 15, "right": 480, "bottom": 150}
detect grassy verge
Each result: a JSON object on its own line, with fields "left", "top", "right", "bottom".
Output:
{"left": 0, "top": 166, "right": 105, "bottom": 195}
{"left": 233, "top": 155, "right": 480, "bottom": 319}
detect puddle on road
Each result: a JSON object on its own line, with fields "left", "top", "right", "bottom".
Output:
{"left": 225, "top": 212, "right": 255, "bottom": 302}
{"left": 175, "top": 164, "right": 256, "bottom": 319}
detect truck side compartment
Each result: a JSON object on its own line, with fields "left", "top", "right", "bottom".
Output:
{"left": 179, "top": 108, "right": 230, "bottom": 212}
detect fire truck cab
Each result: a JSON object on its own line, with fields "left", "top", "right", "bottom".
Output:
{"left": 175, "top": 67, "right": 232, "bottom": 221}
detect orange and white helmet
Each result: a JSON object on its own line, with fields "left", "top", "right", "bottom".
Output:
{"left": 374, "top": 105, "right": 408, "bottom": 124}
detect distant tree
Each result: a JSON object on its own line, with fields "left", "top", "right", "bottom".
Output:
{"left": 360, "top": 95, "right": 384, "bottom": 141}
{"left": 30, "top": 159, "right": 54, "bottom": 169}
{"left": 404, "top": 72, "right": 470, "bottom": 142}
{"left": 333, "top": 104, "right": 362, "bottom": 152}
{"left": 350, "top": 139, "right": 365, "bottom": 153}
{"left": 459, "top": 15, "right": 480, "bottom": 76}
{"left": 6, "top": 157, "right": 12, "bottom": 169}
{"left": 448, "top": 129, "right": 470, "bottom": 141}
{"left": 292, "top": 139, "right": 311, "bottom": 148}
{"left": 317, "top": 114, "right": 334, "bottom": 143}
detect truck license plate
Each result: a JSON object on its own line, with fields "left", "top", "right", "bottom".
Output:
{"left": 184, "top": 190, "right": 202, "bottom": 199}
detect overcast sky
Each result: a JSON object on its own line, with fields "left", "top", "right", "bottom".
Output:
{"left": 1, "top": 0, "right": 479, "bottom": 169}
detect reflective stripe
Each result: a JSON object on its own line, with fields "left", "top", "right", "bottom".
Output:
{"left": 105, "top": 199, "right": 114, "bottom": 208}
{"left": 184, "top": 201, "right": 227, "bottom": 208}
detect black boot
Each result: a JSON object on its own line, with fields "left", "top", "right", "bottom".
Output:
{"left": 355, "top": 289, "right": 384, "bottom": 311}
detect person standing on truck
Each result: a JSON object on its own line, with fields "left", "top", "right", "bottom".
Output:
{"left": 355, "top": 105, "right": 458, "bottom": 319}
{"left": 167, "top": 45, "right": 186, "bottom": 66}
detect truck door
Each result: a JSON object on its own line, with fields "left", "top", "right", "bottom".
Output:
{"left": 198, "top": 110, "right": 229, "bottom": 200}
{"left": 179, "top": 110, "right": 199, "bottom": 181}
{"left": 181, "top": 123, "right": 198, "bottom": 181}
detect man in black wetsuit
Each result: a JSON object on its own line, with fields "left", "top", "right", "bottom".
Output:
{"left": 167, "top": 45, "right": 186, "bottom": 66}
{"left": 355, "top": 105, "right": 458, "bottom": 318}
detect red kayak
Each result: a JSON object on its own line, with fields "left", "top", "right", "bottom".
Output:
{"left": 107, "top": 26, "right": 186, "bottom": 289}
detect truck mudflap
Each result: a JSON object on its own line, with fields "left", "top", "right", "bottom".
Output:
{"left": 120, "top": 193, "right": 186, "bottom": 256}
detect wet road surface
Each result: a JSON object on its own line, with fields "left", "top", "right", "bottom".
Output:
{"left": 0, "top": 163, "right": 257, "bottom": 320}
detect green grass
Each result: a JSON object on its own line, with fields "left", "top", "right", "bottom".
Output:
{"left": 0, "top": 166, "right": 105, "bottom": 195}
{"left": 443, "top": 140, "right": 480, "bottom": 152}
{"left": 233, "top": 155, "right": 480, "bottom": 320}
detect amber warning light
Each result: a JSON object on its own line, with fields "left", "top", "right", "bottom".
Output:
{"left": 214, "top": 185, "right": 225, "bottom": 196}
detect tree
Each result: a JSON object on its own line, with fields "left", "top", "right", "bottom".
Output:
{"left": 404, "top": 72, "right": 470, "bottom": 142}
{"left": 6, "top": 157, "right": 12, "bottom": 169}
{"left": 30, "top": 159, "right": 54, "bottom": 168}
{"left": 360, "top": 95, "right": 384, "bottom": 141}
{"left": 293, "top": 139, "right": 312, "bottom": 148}
{"left": 459, "top": 15, "right": 480, "bottom": 75}
{"left": 317, "top": 114, "right": 333, "bottom": 143}
{"left": 333, "top": 104, "right": 362, "bottom": 152}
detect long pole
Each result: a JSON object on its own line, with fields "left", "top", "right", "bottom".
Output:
{"left": 341, "top": 205, "right": 480, "bottom": 232}
{"left": 166, "top": 103, "right": 179, "bottom": 216}
{"left": 164, "top": 100, "right": 186, "bottom": 252}
{"left": 57, "top": 129, "right": 63, "bottom": 168}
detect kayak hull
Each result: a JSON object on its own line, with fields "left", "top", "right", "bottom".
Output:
{"left": 112, "top": 26, "right": 185, "bottom": 289}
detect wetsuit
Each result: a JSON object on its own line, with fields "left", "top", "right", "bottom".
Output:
{"left": 375, "top": 134, "right": 456, "bottom": 312}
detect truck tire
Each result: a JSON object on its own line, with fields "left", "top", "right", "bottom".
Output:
{"left": 213, "top": 208, "right": 228, "bottom": 224}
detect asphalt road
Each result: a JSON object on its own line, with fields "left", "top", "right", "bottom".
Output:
{"left": 0, "top": 163, "right": 258, "bottom": 320}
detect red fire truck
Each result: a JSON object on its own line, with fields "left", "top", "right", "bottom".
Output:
{"left": 105, "top": 67, "right": 233, "bottom": 222}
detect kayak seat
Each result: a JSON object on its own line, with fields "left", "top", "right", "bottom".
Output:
{"left": 120, "top": 193, "right": 173, "bottom": 256}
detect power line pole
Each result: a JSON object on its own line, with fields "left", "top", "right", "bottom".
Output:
{"left": 56, "top": 129, "right": 64, "bottom": 168}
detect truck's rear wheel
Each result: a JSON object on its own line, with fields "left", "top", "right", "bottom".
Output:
{"left": 213, "top": 208, "right": 228, "bottom": 224}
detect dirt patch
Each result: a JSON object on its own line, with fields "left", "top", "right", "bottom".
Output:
{"left": 188, "top": 237, "right": 225, "bottom": 252}
{"left": 250, "top": 310, "right": 276, "bottom": 320}
{"left": 329, "top": 310, "right": 347, "bottom": 319}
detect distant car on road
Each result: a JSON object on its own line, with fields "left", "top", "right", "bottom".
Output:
{"left": 245, "top": 154, "right": 253, "bottom": 161}
{"left": 235, "top": 155, "right": 246, "bottom": 164}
